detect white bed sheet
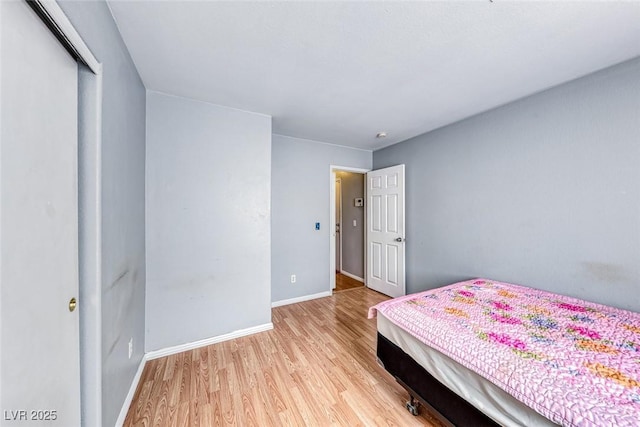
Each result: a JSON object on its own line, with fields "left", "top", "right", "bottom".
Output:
{"left": 377, "top": 312, "right": 558, "bottom": 427}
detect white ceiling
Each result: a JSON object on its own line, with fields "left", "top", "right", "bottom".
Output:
{"left": 106, "top": 1, "right": 640, "bottom": 150}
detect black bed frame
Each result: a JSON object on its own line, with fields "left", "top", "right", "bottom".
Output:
{"left": 377, "top": 333, "right": 499, "bottom": 427}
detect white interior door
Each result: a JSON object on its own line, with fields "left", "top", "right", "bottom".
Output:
{"left": 366, "top": 165, "right": 405, "bottom": 297}
{"left": 1, "top": 1, "right": 81, "bottom": 424}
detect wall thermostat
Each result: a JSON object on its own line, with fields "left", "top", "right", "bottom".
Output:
{"left": 354, "top": 198, "right": 364, "bottom": 207}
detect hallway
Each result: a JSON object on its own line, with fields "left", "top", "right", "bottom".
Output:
{"left": 334, "top": 272, "right": 364, "bottom": 292}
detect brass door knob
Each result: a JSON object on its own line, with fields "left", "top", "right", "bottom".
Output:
{"left": 69, "top": 297, "right": 77, "bottom": 312}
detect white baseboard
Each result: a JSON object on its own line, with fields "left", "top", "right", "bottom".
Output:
{"left": 145, "top": 322, "right": 274, "bottom": 361}
{"left": 114, "top": 356, "right": 147, "bottom": 427}
{"left": 340, "top": 270, "right": 364, "bottom": 282}
{"left": 115, "top": 322, "right": 273, "bottom": 425}
{"left": 271, "top": 291, "right": 332, "bottom": 307}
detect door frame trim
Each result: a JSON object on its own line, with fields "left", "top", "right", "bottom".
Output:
{"left": 335, "top": 177, "right": 342, "bottom": 274}
{"left": 329, "top": 165, "right": 370, "bottom": 293}
{"left": 78, "top": 65, "right": 103, "bottom": 427}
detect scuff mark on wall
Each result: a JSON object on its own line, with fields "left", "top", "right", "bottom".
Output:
{"left": 582, "top": 262, "right": 629, "bottom": 283}
{"left": 105, "top": 267, "right": 130, "bottom": 292}
{"left": 107, "top": 334, "right": 121, "bottom": 357}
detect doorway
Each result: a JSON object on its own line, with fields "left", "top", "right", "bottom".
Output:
{"left": 329, "top": 166, "right": 369, "bottom": 292}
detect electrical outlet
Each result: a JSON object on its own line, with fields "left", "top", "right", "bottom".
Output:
{"left": 290, "top": 274, "right": 296, "bottom": 283}
{"left": 128, "top": 338, "right": 133, "bottom": 359}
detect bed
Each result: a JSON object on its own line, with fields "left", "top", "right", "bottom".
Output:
{"left": 368, "top": 279, "right": 640, "bottom": 427}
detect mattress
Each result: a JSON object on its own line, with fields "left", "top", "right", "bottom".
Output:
{"left": 377, "top": 311, "right": 557, "bottom": 427}
{"left": 370, "top": 279, "right": 640, "bottom": 427}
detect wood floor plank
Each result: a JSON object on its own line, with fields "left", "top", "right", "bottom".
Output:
{"left": 151, "top": 380, "right": 170, "bottom": 427}
{"left": 123, "top": 288, "right": 443, "bottom": 426}
{"left": 259, "top": 368, "right": 287, "bottom": 415}
{"left": 131, "top": 379, "right": 153, "bottom": 423}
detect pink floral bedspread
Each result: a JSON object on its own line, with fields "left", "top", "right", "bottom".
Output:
{"left": 368, "top": 279, "right": 640, "bottom": 427}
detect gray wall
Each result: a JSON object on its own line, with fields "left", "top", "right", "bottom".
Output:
{"left": 272, "top": 135, "right": 372, "bottom": 303}
{"left": 57, "top": 2, "right": 147, "bottom": 426}
{"left": 146, "top": 91, "right": 272, "bottom": 352}
{"left": 374, "top": 57, "right": 640, "bottom": 312}
{"left": 337, "top": 171, "right": 365, "bottom": 279}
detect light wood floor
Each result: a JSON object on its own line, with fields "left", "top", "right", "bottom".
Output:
{"left": 124, "top": 288, "right": 444, "bottom": 426}
{"left": 334, "top": 272, "right": 364, "bottom": 292}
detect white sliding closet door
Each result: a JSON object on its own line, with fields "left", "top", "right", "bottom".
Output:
{"left": 1, "top": 1, "right": 81, "bottom": 424}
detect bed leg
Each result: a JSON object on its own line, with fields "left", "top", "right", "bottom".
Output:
{"left": 406, "top": 395, "right": 420, "bottom": 416}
